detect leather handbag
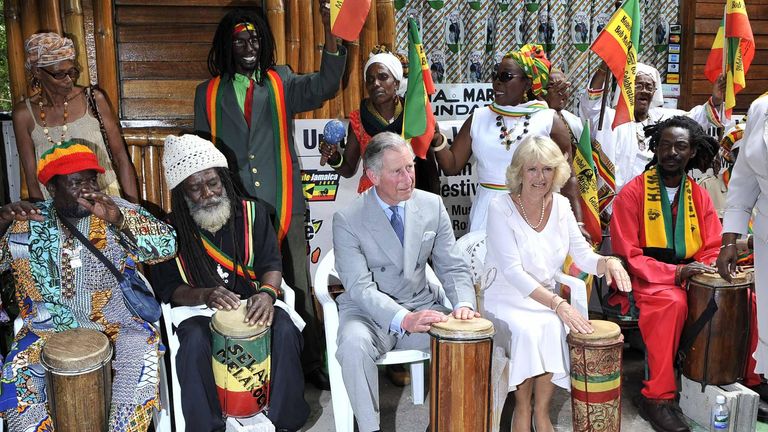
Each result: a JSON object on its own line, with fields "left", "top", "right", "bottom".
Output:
{"left": 60, "top": 216, "right": 162, "bottom": 323}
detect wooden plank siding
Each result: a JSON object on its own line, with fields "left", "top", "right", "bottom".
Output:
{"left": 680, "top": 0, "right": 768, "bottom": 115}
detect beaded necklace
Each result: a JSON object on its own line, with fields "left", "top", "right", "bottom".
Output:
{"left": 38, "top": 98, "right": 69, "bottom": 146}
{"left": 517, "top": 193, "right": 546, "bottom": 229}
{"left": 489, "top": 101, "right": 547, "bottom": 151}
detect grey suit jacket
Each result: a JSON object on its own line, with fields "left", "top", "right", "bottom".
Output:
{"left": 193, "top": 48, "right": 347, "bottom": 215}
{"left": 332, "top": 189, "right": 476, "bottom": 331}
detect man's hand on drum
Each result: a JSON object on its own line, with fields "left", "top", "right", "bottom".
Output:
{"left": 555, "top": 301, "right": 593, "bottom": 334}
{"left": 716, "top": 233, "right": 740, "bottom": 283}
{"left": 402, "top": 310, "right": 449, "bottom": 333}
{"left": 205, "top": 286, "right": 241, "bottom": 311}
{"left": 681, "top": 261, "right": 717, "bottom": 285}
{"left": 245, "top": 292, "right": 274, "bottom": 327}
{"left": 452, "top": 306, "right": 480, "bottom": 320}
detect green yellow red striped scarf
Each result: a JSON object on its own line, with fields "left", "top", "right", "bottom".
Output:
{"left": 642, "top": 167, "right": 702, "bottom": 260}
{"left": 205, "top": 70, "right": 293, "bottom": 246}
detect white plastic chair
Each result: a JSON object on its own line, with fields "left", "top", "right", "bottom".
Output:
{"left": 161, "top": 280, "right": 296, "bottom": 432}
{"left": 314, "top": 249, "right": 450, "bottom": 432}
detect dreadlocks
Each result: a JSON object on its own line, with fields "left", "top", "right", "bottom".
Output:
{"left": 207, "top": 8, "right": 276, "bottom": 85}
{"left": 644, "top": 115, "right": 719, "bottom": 172}
{"left": 170, "top": 167, "right": 245, "bottom": 289}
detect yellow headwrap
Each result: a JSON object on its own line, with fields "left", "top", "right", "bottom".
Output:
{"left": 505, "top": 44, "right": 551, "bottom": 97}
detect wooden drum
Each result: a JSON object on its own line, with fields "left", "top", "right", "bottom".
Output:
{"left": 211, "top": 303, "right": 271, "bottom": 417}
{"left": 429, "top": 317, "right": 495, "bottom": 432}
{"left": 567, "top": 320, "right": 624, "bottom": 432}
{"left": 40, "top": 328, "right": 113, "bottom": 432}
{"left": 682, "top": 271, "right": 752, "bottom": 386}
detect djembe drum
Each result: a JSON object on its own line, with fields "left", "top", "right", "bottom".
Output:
{"left": 682, "top": 270, "right": 753, "bottom": 386}
{"left": 429, "top": 317, "right": 495, "bottom": 432}
{"left": 211, "top": 303, "right": 272, "bottom": 417}
{"left": 567, "top": 320, "right": 624, "bottom": 432}
{"left": 40, "top": 328, "right": 113, "bottom": 432}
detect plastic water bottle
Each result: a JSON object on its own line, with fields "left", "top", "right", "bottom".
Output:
{"left": 711, "top": 395, "right": 730, "bottom": 431}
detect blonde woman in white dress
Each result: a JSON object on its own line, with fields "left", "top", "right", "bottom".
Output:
{"left": 483, "top": 135, "right": 631, "bottom": 432}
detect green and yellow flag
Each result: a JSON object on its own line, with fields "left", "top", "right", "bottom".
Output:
{"left": 403, "top": 18, "right": 436, "bottom": 159}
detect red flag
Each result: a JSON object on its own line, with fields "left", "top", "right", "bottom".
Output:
{"left": 329, "top": 0, "right": 371, "bottom": 41}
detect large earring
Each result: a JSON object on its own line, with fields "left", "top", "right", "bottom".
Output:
{"left": 31, "top": 77, "right": 41, "bottom": 90}
{"left": 522, "top": 91, "right": 529, "bottom": 103}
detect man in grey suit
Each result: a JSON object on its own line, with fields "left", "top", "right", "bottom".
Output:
{"left": 332, "top": 132, "right": 479, "bottom": 432}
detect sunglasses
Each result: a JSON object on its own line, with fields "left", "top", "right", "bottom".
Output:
{"left": 491, "top": 68, "right": 522, "bottom": 83}
{"left": 39, "top": 67, "right": 80, "bottom": 81}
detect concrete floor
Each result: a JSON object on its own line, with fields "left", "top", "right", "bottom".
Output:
{"left": 301, "top": 338, "right": 768, "bottom": 432}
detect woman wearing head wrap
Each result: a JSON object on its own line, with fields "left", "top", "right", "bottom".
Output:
{"left": 581, "top": 60, "right": 727, "bottom": 194}
{"left": 12, "top": 32, "right": 138, "bottom": 202}
{"left": 432, "top": 44, "right": 582, "bottom": 232}
{"left": 319, "top": 47, "right": 440, "bottom": 193}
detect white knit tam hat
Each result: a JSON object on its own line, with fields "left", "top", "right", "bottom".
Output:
{"left": 162, "top": 134, "right": 229, "bottom": 190}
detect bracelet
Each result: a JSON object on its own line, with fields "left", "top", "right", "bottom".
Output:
{"left": 549, "top": 294, "right": 561, "bottom": 310}
{"left": 431, "top": 133, "right": 448, "bottom": 152}
{"left": 674, "top": 264, "right": 684, "bottom": 286}
{"left": 554, "top": 299, "right": 568, "bottom": 314}
{"left": 719, "top": 243, "right": 736, "bottom": 250}
{"left": 329, "top": 153, "right": 344, "bottom": 169}
{"left": 576, "top": 222, "right": 586, "bottom": 227}
{"left": 258, "top": 283, "right": 280, "bottom": 302}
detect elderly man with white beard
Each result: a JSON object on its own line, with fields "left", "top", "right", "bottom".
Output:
{"left": 152, "top": 135, "right": 309, "bottom": 432}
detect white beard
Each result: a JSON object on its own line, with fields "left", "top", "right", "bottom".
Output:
{"left": 186, "top": 193, "right": 232, "bottom": 234}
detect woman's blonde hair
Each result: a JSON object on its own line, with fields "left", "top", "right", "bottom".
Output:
{"left": 505, "top": 135, "right": 571, "bottom": 195}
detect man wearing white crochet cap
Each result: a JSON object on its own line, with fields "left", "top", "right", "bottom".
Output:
{"left": 581, "top": 62, "right": 728, "bottom": 193}
{"left": 152, "top": 134, "right": 308, "bottom": 432}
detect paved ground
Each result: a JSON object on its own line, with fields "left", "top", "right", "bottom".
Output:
{"left": 302, "top": 337, "right": 768, "bottom": 431}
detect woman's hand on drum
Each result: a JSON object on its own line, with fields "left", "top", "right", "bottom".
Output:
{"left": 556, "top": 302, "right": 593, "bottom": 334}
{"left": 245, "top": 293, "right": 274, "bottom": 326}
{"left": 402, "top": 310, "right": 449, "bottom": 333}
{"left": 205, "top": 286, "right": 241, "bottom": 310}
{"left": 603, "top": 257, "right": 632, "bottom": 292}
{"left": 452, "top": 306, "right": 480, "bottom": 320}
{"left": 680, "top": 262, "right": 716, "bottom": 285}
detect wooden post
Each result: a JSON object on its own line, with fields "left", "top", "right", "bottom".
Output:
{"left": 343, "top": 41, "right": 361, "bottom": 118}
{"left": 266, "top": 0, "right": 286, "bottom": 65}
{"left": 297, "top": 0, "right": 314, "bottom": 119}
{"left": 62, "top": 0, "right": 91, "bottom": 87}
{"left": 376, "top": 0, "right": 396, "bottom": 52}
{"left": 92, "top": 0, "right": 120, "bottom": 117}
{"left": 312, "top": 0, "right": 329, "bottom": 118}
{"left": 5, "top": 0, "right": 29, "bottom": 105}
{"left": 359, "top": 1, "right": 378, "bottom": 69}
{"left": 37, "top": 0, "right": 63, "bottom": 34}
{"left": 285, "top": 0, "right": 300, "bottom": 72}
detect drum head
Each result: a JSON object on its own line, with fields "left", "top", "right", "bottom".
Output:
{"left": 690, "top": 270, "right": 753, "bottom": 288}
{"left": 41, "top": 328, "right": 112, "bottom": 373}
{"left": 212, "top": 303, "right": 269, "bottom": 338}
{"left": 569, "top": 319, "right": 621, "bottom": 342}
{"left": 429, "top": 316, "right": 495, "bottom": 340}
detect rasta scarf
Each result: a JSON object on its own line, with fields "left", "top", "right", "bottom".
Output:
{"left": 488, "top": 100, "right": 548, "bottom": 117}
{"left": 175, "top": 200, "right": 281, "bottom": 299}
{"left": 205, "top": 70, "right": 293, "bottom": 246}
{"left": 642, "top": 167, "right": 703, "bottom": 260}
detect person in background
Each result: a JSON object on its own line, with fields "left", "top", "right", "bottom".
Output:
{"left": 12, "top": 32, "right": 138, "bottom": 202}
{"left": 483, "top": 135, "right": 629, "bottom": 432}
{"left": 432, "top": 44, "right": 583, "bottom": 233}
{"left": 0, "top": 142, "right": 176, "bottom": 431}
{"left": 319, "top": 47, "right": 440, "bottom": 195}
{"left": 194, "top": 4, "right": 346, "bottom": 390}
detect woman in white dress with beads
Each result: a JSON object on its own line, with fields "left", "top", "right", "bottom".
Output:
{"left": 432, "top": 44, "right": 580, "bottom": 232}
{"left": 483, "top": 135, "right": 631, "bottom": 432}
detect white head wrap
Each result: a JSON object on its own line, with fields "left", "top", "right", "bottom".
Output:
{"left": 611, "top": 62, "right": 665, "bottom": 110}
{"left": 162, "top": 135, "right": 229, "bottom": 190}
{"left": 364, "top": 53, "right": 404, "bottom": 83}
{"left": 24, "top": 33, "right": 76, "bottom": 71}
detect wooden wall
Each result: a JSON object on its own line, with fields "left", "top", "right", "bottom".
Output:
{"left": 680, "top": 0, "right": 768, "bottom": 114}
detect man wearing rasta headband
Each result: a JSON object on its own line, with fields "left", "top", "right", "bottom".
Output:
{"left": 194, "top": 3, "right": 346, "bottom": 391}
{"left": 609, "top": 116, "right": 762, "bottom": 432}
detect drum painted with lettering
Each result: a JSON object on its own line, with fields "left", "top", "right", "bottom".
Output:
{"left": 211, "top": 303, "right": 271, "bottom": 417}
{"left": 41, "top": 328, "right": 112, "bottom": 432}
{"left": 683, "top": 271, "right": 752, "bottom": 386}
{"left": 567, "top": 320, "right": 624, "bottom": 432}
{"left": 429, "top": 317, "right": 495, "bottom": 432}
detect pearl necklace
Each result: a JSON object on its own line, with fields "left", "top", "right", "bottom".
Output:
{"left": 39, "top": 99, "right": 69, "bottom": 146}
{"left": 517, "top": 193, "right": 546, "bottom": 229}
{"left": 496, "top": 114, "right": 530, "bottom": 151}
